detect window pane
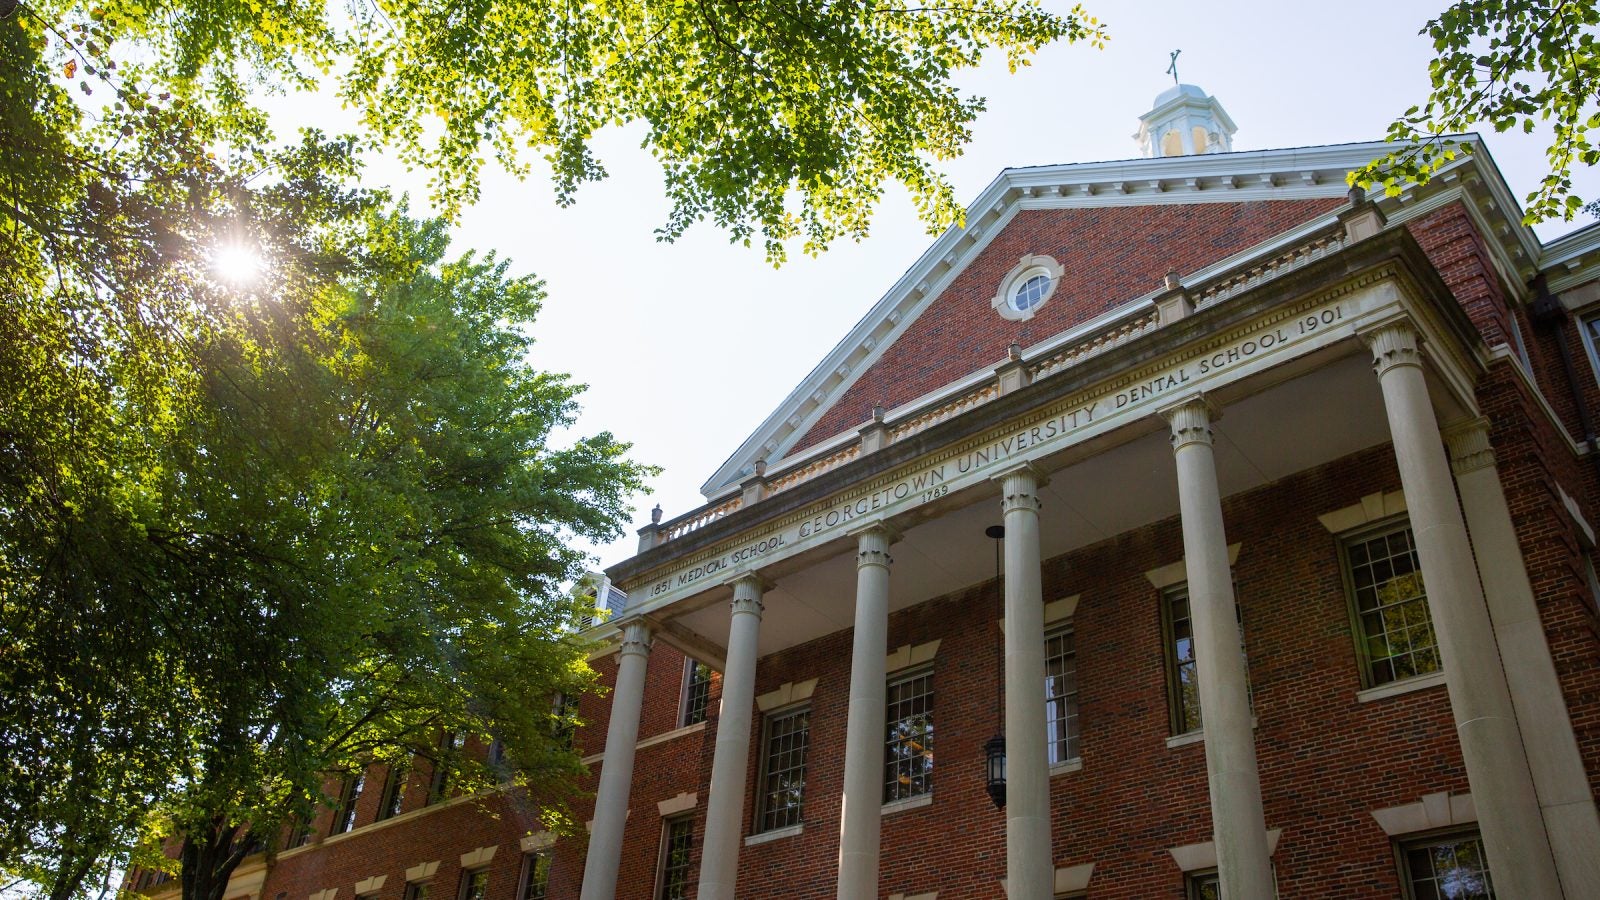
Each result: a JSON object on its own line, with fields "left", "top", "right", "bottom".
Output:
{"left": 1013, "top": 274, "right": 1052, "bottom": 310}
{"left": 884, "top": 670, "right": 934, "bottom": 803}
{"left": 1166, "top": 588, "right": 1203, "bottom": 733}
{"left": 658, "top": 818, "right": 694, "bottom": 900}
{"left": 1044, "top": 628, "right": 1079, "bottom": 764}
{"left": 759, "top": 708, "right": 810, "bottom": 832}
{"left": 520, "top": 852, "right": 550, "bottom": 900}
{"left": 378, "top": 764, "right": 407, "bottom": 821}
{"left": 681, "top": 660, "right": 713, "bottom": 726}
{"left": 1402, "top": 833, "right": 1496, "bottom": 899}
{"left": 335, "top": 773, "right": 364, "bottom": 833}
{"left": 1186, "top": 871, "right": 1220, "bottom": 900}
{"left": 1164, "top": 585, "right": 1249, "bottom": 734}
{"left": 459, "top": 871, "right": 489, "bottom": 900}
{"left": 1346, "top": 525, "right": 1438, "bottom": 686}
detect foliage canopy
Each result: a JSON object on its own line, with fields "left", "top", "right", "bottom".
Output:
{"left": 1352, "top": 0, "right": 1600, "bottom": 224}
{"left": 35, "top": 0, "right": 1104, "bottom": 261}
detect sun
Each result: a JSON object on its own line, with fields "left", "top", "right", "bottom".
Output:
{"left": 211, "top": 243, "right": 264, "bottom": 285}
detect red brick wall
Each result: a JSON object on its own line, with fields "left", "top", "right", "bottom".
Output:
{"left": 793, "top": 199, "right": 1342, "bottom": 452}
{"left": 1406, "top": 203, "right": 1517, "bottom": 350}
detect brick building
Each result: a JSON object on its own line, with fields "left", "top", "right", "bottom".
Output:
{"left": 160, "top": 86, "right": 1600, "bottom": 898}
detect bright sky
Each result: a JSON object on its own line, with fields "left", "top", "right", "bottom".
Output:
{"left": 263, "top": 0, "right": 1598, "bottom": 572}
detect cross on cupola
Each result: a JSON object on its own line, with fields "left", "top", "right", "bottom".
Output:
{"left": 1134, "top": 59, "right": 1236, "bottom": 158}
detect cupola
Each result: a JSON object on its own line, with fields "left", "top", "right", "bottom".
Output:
{"left": 1135, "top": 83, "right": 1237, "bottom": 158}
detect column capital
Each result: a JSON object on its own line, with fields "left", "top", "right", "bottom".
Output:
{"left": 1443, "top": 417, "right": 1497, "bottom": 476}
{"left": 730, "top": 574, "right": 768, "bottom": 618}
{"left": 1160, "top": 394, "right": 1218, "bottom": 450}
{"left": 617, "top": 618, "right": 654, "bottom": 659}
{"left": 995, "top": 462, "right": 1048, "bottom": 514}
{"left": 1361, "top": 317, "right": 1424, "bottom": 377}
{"left": 852, "top": 523, "right": 899, "bottom": 569}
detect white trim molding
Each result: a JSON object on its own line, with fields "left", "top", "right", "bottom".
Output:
{"left": 657, "top": 792, "right": 698, "bottom": 817}
{"left": 1371, "top": 791, "right": 1477, "bottom": 836}
{"left": 998, "top": 594, "right": 1081, "bottom": 632}
{"left": 1317, "top": 490, "right": 1406, "bottom": 533}
{"left": 993, "top": 254, "right": 1064, "bottom": 321}
{"left": 1055, "top": 863, "right": 1095, "bottom": 896}
{"left": 1144, "top": 545, "right": 1241, "bottom": 589}
{"left": 352, "top": 877, "right": 386, "bottom": 897}
{"left": 756, "top": 678, "right": 819, "bottom": 712}
{"left": 1357, "top": 670, "right": 1447, "bottom": 703}
{"left": 459, "top": 846, "right": 496, "bottom": 870}
{"left": 520, "top": 832, "right": 556, "bottom": 852}
{"left": 1167, "top": 829, "right": 1283, "bottom": 871}
{"left": 403, "top": 863, "right": 439, "bottom": 884}
{"left": 885, "top": 640, "right": 941, "bottom": 674}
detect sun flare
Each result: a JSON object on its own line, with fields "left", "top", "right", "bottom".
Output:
{"left": 211, "top": 244, "right": 264, "bottom": 285}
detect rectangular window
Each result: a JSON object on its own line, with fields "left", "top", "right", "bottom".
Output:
{"left": 333, "top": 772, "right": 364, "bottom": 834}
{"left": 551, "top": 692, "right": 577, "bottom": 749}
{"left": 457, "top": 870, "right": 489, "bottom": 900}
{"left": 404, "top": 883, "right": 430, "bottom": 900}
{"left": 1162, "top": 584, "right": 1249, "bottom": 734}
{"left": 1581, "top": 313, "right": 1600, "bottom": 386}
{"left": 883, "top": 668, "right": 934, "bottom": 803}
{"left": 756, "top": 706, "right": 810, "bottom": 832}
{"left": 1583, "top": 550, "right": 1600, "bottom": 617}
{"left": 1344, "top": 522, "right": 1439, "bottom": 686}
{"left": 519, "top": 851, "right": 551, "bottom": 900}
{"left": 679, "top": 659, "right": 713, "bottom": 727}
{"left": 377, "top": 764, "right": 407, "bottom": 821}
{"left": 428, "top": 731, "right": 464, "bottom": 804}
{"left": 1163, "top": 586, "right": 1203, "bottom": 734}
{"left": 1185, "top": 870, "right": 1220, "bottom": 900}
{"left": 656, "top": 816, "right": 694, "bottom": 900}
{"left": 1399, "top": 831, "right": 1496, "bottom": 898}
{"left": 1044, "top": 626, "right": 1079, "bottom": 764}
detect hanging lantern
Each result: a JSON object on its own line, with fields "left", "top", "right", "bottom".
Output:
{"left": 984, "top": 734, "right": 1007, "bottom": 808}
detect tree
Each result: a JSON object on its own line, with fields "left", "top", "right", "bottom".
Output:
{"left": 1351, "top": 0, "right": 1600, "bottom": 223}
{"left": 3, "top": 0, "right": 1100, "bottom": 894}
{"left": 149, "top": 210, "right": 646, "bottom": 900}
{"left": 25, "top": 0, "right": 1105, "bottom": 261}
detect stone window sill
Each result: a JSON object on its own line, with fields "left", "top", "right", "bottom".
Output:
{"left": 881, "top": 794, "right": 933, "bottom": 817}
{"left": 744, "top": 824, "right": 803, "bottom": 846}
{"left": 1049, "top": 758, "right": 1083, "bottom": 777}
{"left": 1165, "top": 717, "right": 1258, "bottom": 750}
{"left": 1357, "top": 670, "right": 1446, "bottom": 703}
{"left": 579, "top": 720, "right": 706, "bottom": 765}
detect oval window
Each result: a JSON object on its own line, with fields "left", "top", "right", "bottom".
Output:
{"left": 1013, "top": 273, "right": 1052, "bottom": 312}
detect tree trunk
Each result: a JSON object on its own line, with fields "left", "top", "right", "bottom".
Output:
{"left": 179, "top": 819, "right": 251, "bottom": 900}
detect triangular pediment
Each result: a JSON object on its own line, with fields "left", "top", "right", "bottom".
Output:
{"left": 700, "top": 140, "right": 1535, "bottom": 499}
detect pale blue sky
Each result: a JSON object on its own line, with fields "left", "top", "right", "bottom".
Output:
{"left": 263, "top": 0, "right": 1598, "bottom": 571}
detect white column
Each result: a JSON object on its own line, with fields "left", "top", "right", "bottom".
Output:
{"left": 1365, "top": 321, "right": 1562, "bottom": 896}
{"left": 1446, "top": 418, "right": 1600, "bottom": 896}
{"left": 580, "top": 619, "right": 653, "bottom": 900}
{"left": 836, "top": 525, "right": 895, "bottom": 900}
{"left": 698, "top": 575, "right": 766, "bottom": 900}
{"left": 1162, "top": 396, "right": 1274, "bottom": 900}
{"left": 998, "top": 464, "right": 1054, "bottom": 899}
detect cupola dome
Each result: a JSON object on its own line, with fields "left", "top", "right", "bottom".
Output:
{"left": 1134, "top": 83, "right": 1237, "bottom": 158}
